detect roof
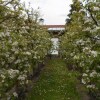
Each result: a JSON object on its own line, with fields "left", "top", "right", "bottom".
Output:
{"left": 43, "top": 25, "right": 65, "bottom": 31}
{"left": 43, "top": 25, "right": 65, "bottom": 28}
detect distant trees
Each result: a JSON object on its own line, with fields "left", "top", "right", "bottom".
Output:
{"left": 61, "top": 0, "right": 100, "bottom": 99}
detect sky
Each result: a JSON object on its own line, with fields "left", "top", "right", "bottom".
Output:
{"left": 22, "top": 0, "right": 72, "bottom": 25}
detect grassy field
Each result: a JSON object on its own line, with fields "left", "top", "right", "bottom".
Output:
{"left": 27, "top": 58, "right": 84, "bottom": 100}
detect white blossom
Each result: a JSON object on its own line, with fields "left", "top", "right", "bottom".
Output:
{"left": 8, "top": 39, "right": 12, "bottom": 43}
{"left": 81, "top": 78, "right": 86, "bottom": 84}
{"left": 34, "top": 55, "right": 37, "bottom": 59}
{"left": 1, "top": 74, "right": 6, "bottom": 79}
{"left": 90, "top": 28, "right": 97, "bottom": 33}
{"left": 1, "top": 61, "right": 5, "bottom": 65}
{"left": 6, "top": 54, "right": 9, "bottom": 57}
{"left": 26, "top": 80, "right": 29, "bottom": 84}
{"left": 97, "top": 73, "right": 100, "bottom": 77}
{"left": 12, "top": 41, "right": 18, "bottom": 46}
{"left": 86, "top": 77, "right": 90, "bottom": 83}
{"left": 18, "top": 74, "right": 27, "bottom": 81}
{"left": 0, "top": 32, "right": 5, "bottom": 37}
{"left": 13, "top": 92, "right": 18, "bottom": 97}
{"left": 72, "top": 11, "right": 77, "bottom": 13}
{"left": 90, "top": 70, "right": 97, "bottom": 77}
{"left": 9, "top": 56, "right": 15, "bottom": 61}
{"left": 97, "top": 66, "right": 100, "bottom": 68}
{"left": 94, "top": 7, "right": 100, "bottom": 11}
{"left": 73, "top": 55, "right": 79, "bottom": 60}
{"left": 90, "top": 51, "right": 98, "bottom": 57}
{"left": 11, "top": 47, "right": 17, "bottom": 52}
{"left": 70, "top": 53, "right": 74, "bottom": 56}
{"left": 90, "top": 27, "right": 100, "bottom": 33}
{"left": 79, "top": 9, "right": 84, "bottom": 12}
{"left": 15, "top": 50, "right": 19, "bottom": 54}
{"left": 84, "top": 18, "right": 91, "bottom": 23}
{"left": 76, "top": 39, "right": 85, "bottom": 45}
{"left": 5, "top": 32, "right": 10, "bottom": 36}
{"left": 2, "top": 80, "right": 4, "bottom": 83}
{"left": 83, "top": 47, "right": 90, "bottom": 52}
{"left": 14, "top": 59, "right": 21, "bottom": 64}
{"left": 83, "top": 27, "right": 91, "bottom": 31}
{"left": 25, "top": 52, "right": 31, "bottom": 55}
{"left": 7, "top": 69, "right": 19, "bottom": 79}
{"left": 94, "top": 35, "right": 100, "bottom": 40}
{"left": 87, "top": 84, "right": 95, "bottom": 89}
{"left": 96, "top": 26, "right": 100, "bottom": 29}
{"left": 83, "top": 73, "right": 88, "bottom": 77}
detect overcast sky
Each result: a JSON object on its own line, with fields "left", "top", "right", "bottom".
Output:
{"left": 22, "top": 0, "right": 72, "bottom": 25}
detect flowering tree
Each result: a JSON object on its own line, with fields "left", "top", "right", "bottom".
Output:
{"left": 0, "top": 0, "right": 51, "bottom": 99}
{"left": 60, "top": 0, "right": 100, "bottom": 99}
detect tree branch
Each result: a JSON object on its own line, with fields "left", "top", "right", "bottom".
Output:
{"left": 4, "top": 0, "right": 14, "bottom": 6}
{"left": 87, "top": 7, "right": 98, "bottom": 26}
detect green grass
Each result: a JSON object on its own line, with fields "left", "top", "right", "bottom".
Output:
{"left": 27, "top": 58, "right": 81, "bottom": 100}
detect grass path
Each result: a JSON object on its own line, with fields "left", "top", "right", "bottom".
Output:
{"left": 27, "top": 58, "right": 83, "bottom": 100}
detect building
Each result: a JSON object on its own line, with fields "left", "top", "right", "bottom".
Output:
{"left": 44, "top": 25, "right": 65, "bottom": 36}
{"left": 44, "top": 25, "right": 65, "bottom": 55}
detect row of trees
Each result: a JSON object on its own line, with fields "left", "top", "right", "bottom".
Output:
{"left": 60, "top": 0, "right": 100, "bottom": 99}
{"left": 0, "top": 0, "right": 51, "bottom": 99}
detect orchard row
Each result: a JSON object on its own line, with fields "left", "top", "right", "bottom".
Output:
{"left": 60, "top": 0, "right": 100, "bottom": 99}
{"left": 0, "top": 0, "right": 51, "bottom": 99}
